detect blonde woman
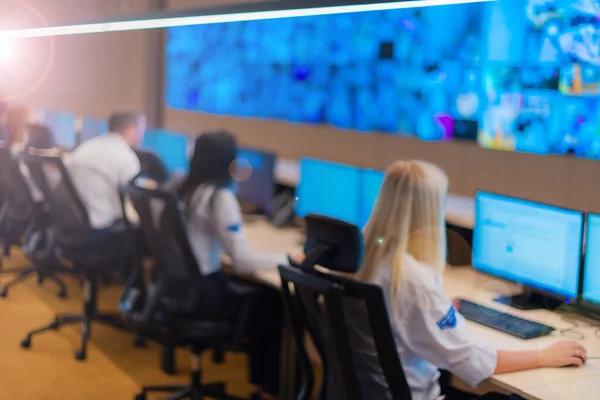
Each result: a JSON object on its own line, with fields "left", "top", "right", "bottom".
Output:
{"left": 350, "top": 160, "right": 587, "bottom": 400}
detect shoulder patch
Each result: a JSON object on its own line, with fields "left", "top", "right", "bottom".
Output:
{"left": 437, "top": 306, "right": 457, "bottom": 331}
{"left": 226, "top": 223, "right": 241, "bottom": 232}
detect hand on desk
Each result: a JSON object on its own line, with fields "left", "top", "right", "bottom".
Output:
{"left": 540, "top": 341, "right": 587, "bottom": 368}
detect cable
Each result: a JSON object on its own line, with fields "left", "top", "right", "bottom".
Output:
{"left": 552, "top": 316, "right": 600, "bottom": 341}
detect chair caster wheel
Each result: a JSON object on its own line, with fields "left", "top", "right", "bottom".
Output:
{"left": 0, "top": 288, "right": 7, "bottom": 298}
{"left": 20, "top": 339, "right": 31, "bottom": 349}
{"left": 134, "top": 393, "right": 146, "bottom": 400}
{"left": 75, "top": 351, "right": 86, "bottom": 361}
{"left": 58, "top": 290, "right": 67, "bottom": 299}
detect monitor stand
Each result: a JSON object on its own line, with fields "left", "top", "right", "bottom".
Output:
{"left": 494, "top": 290, "right": 563, "bottom": 311}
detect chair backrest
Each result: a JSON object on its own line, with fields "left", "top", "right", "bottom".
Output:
{"left": 279, "top": 214, "right": 411, "bottom": 400}
{"left": 24, "top": 148, "right": 91, "bottom": 246}
{"left": 119, "top": 182, "right": 204, "bottom": 321}
{"left": 0, "top": 143, "right": 36, "bottom": 222}
{"left": 133, "top": 148, "right": 169, "bottom": 183}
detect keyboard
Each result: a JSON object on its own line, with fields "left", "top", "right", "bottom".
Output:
{"left": 455, "top": 299, "right": 555, "bottom": 340}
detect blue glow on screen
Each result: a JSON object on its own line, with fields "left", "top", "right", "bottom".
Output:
{"left": 81, "top": 117, "right": 108, "bottom": 142}
{"left": 584, "top": 213, "right": 600, "bottom": 305}
{"left": 43, "top": 110, "right": 76, "bottom": 150}
{"left": 472, "top": 191, "right": 583, "bottom": 299}
{"left": 166, "top": 0, "right": 600, "bottom": 158}
{"left": 360, "top": 169, "right": 384, "bottom": 228}
{"left": 166, "top": 2, "right": 485, "bottom": 140}
{"left": 295, "top": 158, "right": 361, "bottom": 225}
{"left": 143, "top": 129, "right": 190, "bottom": 174}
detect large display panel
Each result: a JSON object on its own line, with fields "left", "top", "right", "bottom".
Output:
{"left": 166, "top": 2, "right": 485, "bottom": 141}
{"left": 479, "top": 1, "right": 600, "bottom": 156}
{"left": 166, "top": 1, "right": 600, "bottom": 158}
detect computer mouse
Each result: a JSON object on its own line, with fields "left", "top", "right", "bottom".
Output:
{"left": 566, "top": 356, "right": 585, "bottom": 367}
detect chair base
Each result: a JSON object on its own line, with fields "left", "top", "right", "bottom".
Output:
{"left": 20, "top": 311, "right": 126, "bottom": 361}
{"left": 0, "top": 266, "right": 67, "bottom": 299}
{"left": 136, "top": 358, "right": 247, "bottom": 400}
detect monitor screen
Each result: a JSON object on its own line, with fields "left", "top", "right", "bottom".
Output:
{"left": 472, "top": 191, "right": 583, "bottom": 299}
{"left": 359, "top": 169, "right": 384, "bottom": 228}
{"left": 81, "top": 117, "right": 108, "bottom": 142}
{"left": 236, "top": 148, "right": 276, "bottom": 208}
{"left": 42, "top": 110, "right": 77, "bottom": 150}
{"left": 295, "top": 158, "right": 361, "bottom": 225}
{"left": 583, "top": 213, "right": 600, "bottom": 306}
{"left": 143, "top": 129, "right": 190, "bottom": 175}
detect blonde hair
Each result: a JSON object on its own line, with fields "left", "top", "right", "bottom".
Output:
{"left": 355, "top": 160, "right": 448, "bottom": 297}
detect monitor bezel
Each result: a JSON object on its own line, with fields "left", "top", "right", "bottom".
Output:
{"left": 472, "top": 189, "right": 585, "bottom": 304}
{"left": 579, "top": 212, "right": 600, "bottom": 314}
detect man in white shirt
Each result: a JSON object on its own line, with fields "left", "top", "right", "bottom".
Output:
{"left": 68, "top": 110, "right": 145, "bottom": 230}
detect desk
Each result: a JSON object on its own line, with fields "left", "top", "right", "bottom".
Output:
{"left": 274, "top": 158, "right": 475, "bottom": 229}
{"left": 241, "top": 221, "right": 600, "bottom": 400}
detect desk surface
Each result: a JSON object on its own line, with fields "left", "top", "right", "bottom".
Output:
{"left": 275, "top": 158, "right": 475, "bottom": 229}
{"left": 240, "top": 220, "right": 600, "bottom": 400}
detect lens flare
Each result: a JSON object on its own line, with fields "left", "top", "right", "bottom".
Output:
{"left": 230, "top": 158, "right": 253, "bottom": 183}
{"left": 0, "top": 38, "right": 15, "bottom": 64}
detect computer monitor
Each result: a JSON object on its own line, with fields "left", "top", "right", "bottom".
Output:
{"left": 236, "top": 147, "right": 276, "bottom": 211}
{"left": 582, "top": 213, "right": 600, "bottom": 313}
{"left": 81, "top": 117, "right": 108, "bottom": 142}
{"left": 143, "top": 129, "right": 189, "bottom": 175}
{"left": 295, "top": 158, "right": 361, "bottom": 226}
{"left": 472, "top": 191, "right": 584, "bottom": 310}
{"left": 42, "top": 110, "right": 77, "bottom": 150}
{"left": 359, "top": 169, "right": 384, "bottom": 228}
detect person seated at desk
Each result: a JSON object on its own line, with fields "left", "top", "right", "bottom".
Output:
{"left": 178, "top": 131, "right": 287, "bottom": 400}
{"left": 68, "top": 110, "right": 146, "bottom": 280}
{"left": 68, "top": 109, "right": 144, "bottom": 230}
{"left": 349, "top": 160, "right": 587, "bottom": 400}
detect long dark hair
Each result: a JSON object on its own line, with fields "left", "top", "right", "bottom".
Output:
{"left": 178, "top": 130, "right": 238, "bottom": 201}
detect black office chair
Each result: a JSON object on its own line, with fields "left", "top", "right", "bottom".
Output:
{"left": 0, "top": 143, "right": 68, "bottom": 298}
{"left": 119, "top": 183, "right": 258, "bottom": 400}
{"left": 20, "top": 148, "right": 128, "bottom": 360}
{"left": 133, "top": 147, "right": 169, "bottom": 183}
{"left": 279, "top": 214, "right": 412, "bottom": 400}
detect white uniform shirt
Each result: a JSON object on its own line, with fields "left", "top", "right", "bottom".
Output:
{"left": 348, "top": 254, "right": 497, "bottom": 400}
{"left": 67, "top": 133, "right": 140, "bottom": 230}
{"left": 187, "top": 184, "right": 288, "bottom": 275}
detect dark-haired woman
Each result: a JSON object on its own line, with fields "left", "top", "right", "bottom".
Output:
{"left": 179, "top": 131, "right": 287, "bottom": 400}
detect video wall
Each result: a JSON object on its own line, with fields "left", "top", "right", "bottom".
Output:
{"left": 166, "top": 0, "right": 600, "bottom": 158}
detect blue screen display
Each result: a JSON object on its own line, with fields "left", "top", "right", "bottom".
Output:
{"left": 295, "top": 158, "right": 361, "bottom": 225}
{"left": 479, "top": 0, "right": 600, "bottom": 155}
{"left": 143, "top": 129, "right": 190, "bottom": 174}
{"left": 166, "top": 1, "right": 485, "bottom": 140}
{"left": 81, "top": 117, "right": 108, "bottom": 142}
{"left": 42, "top": 110, "right": 76, "bottom": 150}
{"left": 167, "top": 1, "right": 600, "bottom": 158}
{"left": 473, "top": 191, "right": 583, "bottom": 298}
{"left": 583, "top": 213, "right": 600, "bottom": 305}
{"left": 360, "top": 169, "right": 385, "bottom": 228}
